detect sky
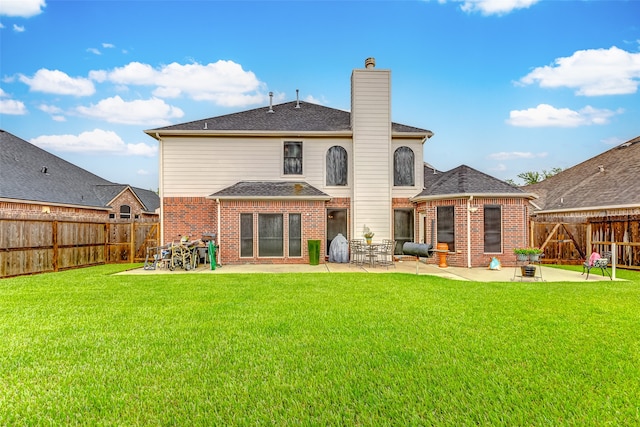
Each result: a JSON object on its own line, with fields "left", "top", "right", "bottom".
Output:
{"left": 1, "top": 0, "right": 639, "bottom": 191}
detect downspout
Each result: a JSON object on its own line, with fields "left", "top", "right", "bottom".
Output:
{"left": 156, "top": 133, "right": 164, "bottom": 245}
{"left": 467, "top": 195, "right": 473, "bottom": 268}
{"left": 216, "top": 198, "right": 221, "bottom": 265}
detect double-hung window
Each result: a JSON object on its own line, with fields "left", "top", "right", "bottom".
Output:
{"left": 284, "top": 141, "right": 303, "bottom": 175}
{"left": 436, "top": 206, "right": 455, "bottom": 252}
{"left": 240, "top": 213, "right": 253, "bottom": 258}
{"left": 484, "top": 205, "right": 502, "bottom": 253}
{"left": 289, "top": 214, "right": 302, "bottom": 257}
{"left": 259, "top": 214, "right": 283, "bottom": 257}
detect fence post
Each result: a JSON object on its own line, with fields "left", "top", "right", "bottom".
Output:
{"left": 130, "top": 221, "right": 135, "bottom": 264}
{"left": 612, "top": 242, "right": 616, "bottom": 280}
{"left": 52, "top": 220, "right": 58, "bottom": 272}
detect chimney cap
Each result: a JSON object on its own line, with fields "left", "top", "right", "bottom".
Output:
{"left": 365, "top": 57, "right": 376, "bottom": 69}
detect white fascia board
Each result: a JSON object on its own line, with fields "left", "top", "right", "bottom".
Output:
{"left": 533, "top": 203, "right": 640, "bottom": 215}
{"left": 411, "top": 192, "right": 538, "bottom": 203}
{"left": 0, "top": 197, "right": 111, "bottom": 211}
{"left": 145, "top": 130, "right": 353, "bottom": 140}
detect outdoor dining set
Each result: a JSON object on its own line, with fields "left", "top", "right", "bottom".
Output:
{"left": 349, "top": 239, "right": 396, "bottom": 268}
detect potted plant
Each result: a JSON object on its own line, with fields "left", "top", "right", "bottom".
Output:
{"left": 362, "top": 225, "right": 374, "bottom": 245}
{"left": 528, "top": 247, "right": 543, "bottom": 262}
{"left": 513, "top": 247, "right": 530, "bottom": 262}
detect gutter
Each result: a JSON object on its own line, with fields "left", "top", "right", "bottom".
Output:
{"left": 467, "top": 196, "right": 471, "bottom": 268}
{"left": 533, "top": 203, "right": 640, "bottom": 215}
{"left": 216, "top": 198, "right": 221, "bottom": 266}
{"left": 411, "top": 192, "right": 538, "bottom": 203}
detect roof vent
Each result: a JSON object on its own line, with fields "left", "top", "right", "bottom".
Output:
{"left": 203, "top": 122, "right": 208, "bottom": 130}
{"left": 268, "top": 92, "right": 274, "bottom": 113}
{"left": 598, "top": 165, "right": 605, "bottom": 173}
{"left": 41, "top": 166, "right": 48, "bottom": 174}
{"left": 365, "top": 57, "right": 376, "bottom": 69}
{"left": 295, "top": 89, "right": 300, "bottom": 109}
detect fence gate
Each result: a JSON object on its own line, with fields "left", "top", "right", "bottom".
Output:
{"left": 532, "top": 221, "right": 586, "bottom": 265}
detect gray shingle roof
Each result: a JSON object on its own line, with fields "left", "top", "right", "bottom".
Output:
{"left": 147, "top": 101, "right": 432, "bottom": 135}
{"left": 0, "top": 130, "right": 159, "bottom": 212}
{"left": 525, "top": 135, "right": 640, "bottom": 211}
{"left": 416, "top": 164, "right": 527, "bottom": 198}
{"left": 209, "top": 181, "right": 331, "bottom": 200}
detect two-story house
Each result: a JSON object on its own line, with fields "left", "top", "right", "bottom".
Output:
{"left": 146, "top": 58, "right": 534, "bottom": 267}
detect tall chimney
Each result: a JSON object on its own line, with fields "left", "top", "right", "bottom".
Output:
{"left": 365, "top": 57, "right": 376, "bottom": 69}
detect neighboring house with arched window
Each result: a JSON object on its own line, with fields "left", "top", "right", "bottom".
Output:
{"left": 0, "top": 130, "right": 159, "bottom": 223}
{"left": 146, "top": 58, "right": 532, "bottom": 266}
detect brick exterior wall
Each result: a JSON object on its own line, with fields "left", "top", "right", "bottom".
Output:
{"left": 219, "top": 199, "right": 326, "bottom": 265}
{"left": 416, "top": 197, "right": 530, "bottom": 267}
{"left": 0, "top": 201, "right": 109, "bottom": 221}
{"left": 1, "top": 189, "right": 158, "bottom": 223}
{"left": 162, "top": 197, "right": 327, "bottom": 264}
{"left": 162, "top": 197, "right": 217, "bottom": 243}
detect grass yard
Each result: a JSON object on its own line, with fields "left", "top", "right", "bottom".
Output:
{"left": 1, "top": 265, "right": 639, "bottom": 425}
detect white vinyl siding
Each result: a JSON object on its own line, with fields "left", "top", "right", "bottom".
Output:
{"left": 159, "top": 136, "right": 351, "bottom": 197}
{"left": 351, "top": 68, "right": 392, "bottom": 241}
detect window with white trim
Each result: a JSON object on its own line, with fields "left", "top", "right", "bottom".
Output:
{"left": 284, "top": 141, "right": 303, "bottom": 175}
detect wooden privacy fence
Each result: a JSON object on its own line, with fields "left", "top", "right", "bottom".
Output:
{"left": 0, "top": 219, "right": 159, "bottom": 278}
{"left": 532, "top": 215, "right": 640, "bottom": 269}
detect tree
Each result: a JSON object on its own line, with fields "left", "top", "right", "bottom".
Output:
{"left": 514, "top": 167, "right": 563, "bottom": 186}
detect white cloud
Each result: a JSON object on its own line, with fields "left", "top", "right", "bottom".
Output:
{"left": 437, "top": 0, "right": 540, "bottom": 16}
{"left": 76, "top": 95, "right": 184, "bottom": 125}
{"left": 38, "top": 103, "right": 65, "bottom": 121}
{"left": 12, "top": 23, "right": 24, "bottom": 32}
{"left": 87, "top": 47, "right": 101, "bottom": 55}
{"left": 137, "top": 169, "right": 150, "bottom": 176}
{"left": 519, "top": 46, "right": 640, "bottom": 96}
{"left": 506, "top": 104, "right": 622, "bottom": 127}
{"left": 30, "top": 129, "right": 157, "bottom": 157}
{"left": 0, "top": 0, "right": 46, "bottom": 18}
{"left": 0, "top": 98, "right": 26, "bottom": 114}
{"left": 38, "top": 103, "right": 63, "bottom": 114}
{"left": 0, "top": 88, "right": 26, "bottom": 114}
{"left": 487, "top": 151, "right": 547, "bottom": 160}
{"left": 96, "top": 60, "right": 266, "bottom": 107}
{"left": 0, "top": 22, "right": 4, "bottom": 29}
{"left": 102, "top": 43, "right": 114, "bottom": 49}
{"left": 304, "top": 94, "right": 327, "bottom": 105}
{"left": 19, "top": 69, "right": 95, "bottom": 96}
{"left": 601, "top": 136, "right": 625, "bottom": 146}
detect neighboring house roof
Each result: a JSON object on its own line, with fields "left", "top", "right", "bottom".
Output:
{"left": 209, "top": 181, "right": 331, "bottom": 200}
{"left": 414, "top": 164, "right": 533, "bottom": 201}
{"left": 0, "top": 130, "right": 159, "bottom": 212}
{"left": 146, "top": 101, "right": 432, "bottom": 137}
{"left": 525, "top": 135, "right": 640, "bottom": 213}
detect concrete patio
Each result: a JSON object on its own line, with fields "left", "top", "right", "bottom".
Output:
{"left": 122, "top": 258, "right": 618, "bottom": 282}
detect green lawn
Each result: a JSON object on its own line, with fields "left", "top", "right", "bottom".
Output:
{"left": 1, "top": 265, "right": 639, "bottom": 425}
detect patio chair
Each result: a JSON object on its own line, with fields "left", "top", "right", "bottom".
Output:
{"left": 376, "top": 240, "right": 395, "bottom": 269}
{"left": 582, "top": 251, "right": 612, "bottom": 280}
{"left": 350, "top": 239, "right": 365, "bottom": 266}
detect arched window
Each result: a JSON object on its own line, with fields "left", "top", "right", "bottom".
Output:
{"left": 394, "top": 146, "right": 414, "bottom": 186}
{"left": 326, "top": 146, "right": 348, "bottom": 186}
{"left": 120, "top": 205, "right": 131, "bottom": 219}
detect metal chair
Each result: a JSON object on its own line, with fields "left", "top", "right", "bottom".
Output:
{"left": 582, "top": 251, "right": 612, "bottom": 280}
{"left": 377, "top": 240, "right": 396, "bottom": 269}
{"left": 350, "top": 239, "right": 365, "bottom": 266}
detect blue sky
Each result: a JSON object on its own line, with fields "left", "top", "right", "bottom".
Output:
{"left": 1, "top": 0, "right": 639, "bottom": 191}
